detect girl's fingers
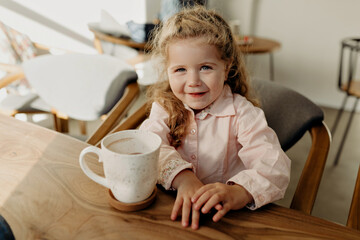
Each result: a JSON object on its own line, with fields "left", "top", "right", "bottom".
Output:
{"left": 201, "top": 194, "right": 222, "bottom": 214}
{"left": 193, "top": 185, "right": 225, "bottom": 213}
{"left": 181, "top": 198, "right": 192, "bottom": 227}
{"left": 171, "top": 197, "right": 183, "bottom": 221}
{"left": 212, "top": 203, "right": 231, "bottom": 222}
{"left": 193, "top": 191, "right": 213, "bottom": 211}
{"left": 191, "top": 206, "right": 200, "bottom": 230}
{"left": 192, "top": 185, "right": 219, "bottom": 210}
{"left": 215, "top": 203, "right": 223, "bottom": 211}
{"left": 191, "top": 184, "right": 213, "bottom": 203}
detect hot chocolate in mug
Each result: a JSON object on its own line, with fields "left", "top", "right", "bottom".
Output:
{"left": 79, "top": 130, "right": 161, "bottom": 203}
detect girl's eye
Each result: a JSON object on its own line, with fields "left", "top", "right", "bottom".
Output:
{"left": 201, "top": 65, "right": 212, "bottom": 70}
{"left": 175, "top": 68, "right": 186, "bottom": 72}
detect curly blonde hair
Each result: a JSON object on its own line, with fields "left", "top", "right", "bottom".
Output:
{"left": 146, "top": 6, "right": 258, "bottom": 148}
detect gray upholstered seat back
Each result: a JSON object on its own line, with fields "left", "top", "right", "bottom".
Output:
{"left": 252, "top": 79, "right": 324, "bottom": 151}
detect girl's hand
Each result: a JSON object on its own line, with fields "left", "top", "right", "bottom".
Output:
{"left": 191, "top": 183, "right": 253, "bottom": 222}
{"left": 170, "top": 170, "right": 203, "bottom": 229}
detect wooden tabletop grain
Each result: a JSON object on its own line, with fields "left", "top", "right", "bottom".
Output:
{"left": 0, "top": 114, "right": 359, "bottom": 239}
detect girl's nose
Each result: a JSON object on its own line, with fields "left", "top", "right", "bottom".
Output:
{"left": 187, "top": 71, "right": 201, "bottom": 87}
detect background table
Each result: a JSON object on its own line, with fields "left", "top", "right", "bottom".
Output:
{"left": 238, "top": 36, "right": 281, "bottom": 54}
{"left": 89, "top": 28, "right": 280, "bottom": 80}
{"left": 89, "top": 28, "right": 147, "bottom": 52}
{"left": 0, "top": 114, "right": 359, "bottom": 239}
{"left": 238, "top": 36, "right": 281, "bottom": 81}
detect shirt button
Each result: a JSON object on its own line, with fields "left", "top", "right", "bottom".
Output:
{"left": 190, "top": 129, "right": 196, "bottom": 135}
{"left": 191, "top": 154, "right": 197, "bottom": 160}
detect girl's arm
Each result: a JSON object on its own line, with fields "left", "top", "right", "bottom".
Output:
{"left": 229, "top": 100, "right": 291, "bottom": 209}
{"left": 191, "top": 99, "right": 289, "bottom": 222}
{"left": 140, "top": 103, "right": 204, "bottom": 229}
{"left": 139, "top": 102, "right": 194, "bottom": 190}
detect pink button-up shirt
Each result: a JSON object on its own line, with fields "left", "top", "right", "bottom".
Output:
{"left": 140, "top": 85, "right": 291, "bottom": 209}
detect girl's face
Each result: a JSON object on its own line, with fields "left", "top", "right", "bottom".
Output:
{"left": 166, "top": 37, "right": 229, "bottom": 112}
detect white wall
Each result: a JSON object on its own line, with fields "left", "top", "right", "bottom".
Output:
{"left": 212, "top": 0, "right": 360, "bottom": 110}
{"left": 1, "top": 0, "right": 360, "bottom": 110}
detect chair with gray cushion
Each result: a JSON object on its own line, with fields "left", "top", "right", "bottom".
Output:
{"left": 21, "top": 53, "right": 139, "bottom": 140}
{"left": 252, "top": 78, "right": 331, "bottom": 215}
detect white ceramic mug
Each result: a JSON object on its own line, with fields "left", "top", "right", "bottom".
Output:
{"left": 79, "top": 130, "right": 161, "bottom": 203}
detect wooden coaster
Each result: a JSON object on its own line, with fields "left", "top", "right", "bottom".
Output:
{"left": 108, "top": 187, "right": 157, "bottom": 212}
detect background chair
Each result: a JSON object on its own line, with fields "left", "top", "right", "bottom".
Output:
{"left": 92, "top": 78, "right": 331, "bottom": 215}
{"left": 347, "top": 165, "right": 360, "bottom": 230}
{"left": 0, "top": 20, "right": 48, "bottom": 66}
{"left": 331, "top": 37, "right": 360, "bottom": 166}
{"left": 252, "top": 79, "right": 331, "bottom": 214}
{"left": 0, "top": 21, "right": 69, "bottom": 130}
{"left": 21, "top": 53, "right": 140, "bottom": 138}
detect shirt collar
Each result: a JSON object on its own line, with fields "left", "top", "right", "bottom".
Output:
{"left": 184, "top": 84, "right": 236, "bottom": 120}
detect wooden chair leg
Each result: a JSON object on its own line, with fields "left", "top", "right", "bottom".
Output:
{"left": 93, "top": 37, "right": 104, "bottom": 54}
{"left": 347, "top": 166, "right": 360, "bottom": 230}
{"left": 331, "top": 95, "right": 348, "bottom": 135}
{"left": 52, "top": 113, "right": 59, "bottom": 131}
{"left": 58, "top": 118, "right": 69, "bottom": 133}
{"left": 333, "top": 98, "right": 359, "bottom": 165}
{"left": 54, "top": 112, "right": 69, "bottom": 133}
{"left": 79, "top": 120, "right": 87, "bottom": 135}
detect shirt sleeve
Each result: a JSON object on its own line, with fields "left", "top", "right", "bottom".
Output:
{"left": 227, "top": 99, "right": 291, "bottom": 210}
{"left": 139, "top": 102, "right": 194, "bottom": 190}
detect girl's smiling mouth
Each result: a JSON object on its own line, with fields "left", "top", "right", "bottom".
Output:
{"left": 188, "top": 92, "right": 207, "bottom": 97}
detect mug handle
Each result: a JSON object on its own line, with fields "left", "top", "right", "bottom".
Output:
{"left": 79, "top": 146, "right": 109, "bottom": 188}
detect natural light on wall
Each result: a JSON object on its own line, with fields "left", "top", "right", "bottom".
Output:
{"left": 0, "top": 0, "right": 151, "bottom": 54}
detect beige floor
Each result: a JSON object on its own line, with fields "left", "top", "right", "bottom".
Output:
{"left": 24, "top": 102, "right": 358, "bottom": 227}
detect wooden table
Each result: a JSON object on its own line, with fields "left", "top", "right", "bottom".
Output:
{"left": 237, "top": 36, "right": 281, "bottom": 54}
{"left": 1, "top": 114, "right": 359, "bottom": 239}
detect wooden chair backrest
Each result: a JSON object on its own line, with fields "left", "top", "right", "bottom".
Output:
{"left": 290, "top": 122, "right": 331, "bottom": 214}
{"left": 86, "top": 82, "right": 140, "bottom": 146}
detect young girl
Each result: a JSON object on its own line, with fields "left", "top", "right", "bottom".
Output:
{"left": 139, "top": 6, "right": 290, "bottom": 229}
